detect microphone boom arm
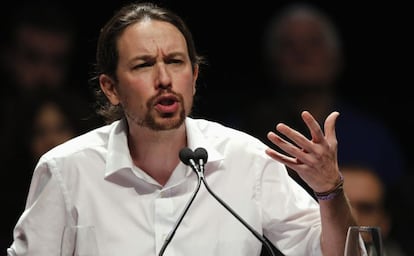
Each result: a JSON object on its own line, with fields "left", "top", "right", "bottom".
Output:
{"left": 194, "top": 147, "right": 276, "bottom": 256}
{"left": 200, "top": 177, "right": 276, "bottom": 256}
{"left": 158, "top": 159, "right": 202, "bottom": 256}
{"left": 162, "top": 147, "right": 277, "bottom": 256}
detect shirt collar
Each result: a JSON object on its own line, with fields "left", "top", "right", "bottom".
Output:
{"left": 104, "top": 117, "right": 224, "bottom": 178}
{"left": 105, "top": 119, "right": 133, "bottom": 177}
{"left": 185, "top": 117, "right": 223, "bottom": 164}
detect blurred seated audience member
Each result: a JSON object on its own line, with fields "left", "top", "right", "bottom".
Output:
{"left": 242, "top": 3, "right": 406, "bottom": 193}
{"left": 385, "top": 170, "right": 414, "bottom": 256}
{"left": 0, "top": 88, "right": 101, "bottom": 253}
{"left": 0, "top": 0, "right": 91, "bottom": 160}
{"left": 342, "top": 165, "right": 407, "bottom": 256}
{"left": 15, "top": 88, "right": 99, "bottom": 167}
{"left": 1, "top": 0, "right": 80, "bottom": 94}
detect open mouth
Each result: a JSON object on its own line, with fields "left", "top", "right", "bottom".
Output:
{"left": 154, "top": 94, "right": 179, "bottom": 113}
{"left": 157, "top": 96, "right": 176, "bottom": 106}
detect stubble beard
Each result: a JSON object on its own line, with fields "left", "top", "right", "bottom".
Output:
{"left": 127, "top": 92, "right": 188, "bottom": 131}
{"left": 144, "top": 106, "right": 186, "bottom": 131}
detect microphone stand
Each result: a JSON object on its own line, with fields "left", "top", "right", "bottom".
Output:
{"left": 160, "top": 147, "right": 276, "bottom": 256}
{"left": 193, "top": 147, "right": 276, "bottom": 256}
{"left": 158, "top": 158, "right": 202, "bottom": 256}
{"left": 197, "top": 164, "right": 276, "bottom": 256}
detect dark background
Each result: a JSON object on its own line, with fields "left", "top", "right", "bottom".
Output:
{"left": 5, "top": 0, "right": 412, "bottom": 166}
{"left": 1, "top": 0, "right": 412, "bottom": 254}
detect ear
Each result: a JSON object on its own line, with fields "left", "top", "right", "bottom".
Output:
{"left": 99, "top": 74, "right": 120, "bottom": 105}
{"left": 192, "top": 64, "right": 199, "bottom": 96}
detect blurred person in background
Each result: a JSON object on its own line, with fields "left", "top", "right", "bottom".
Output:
{"left": 385, "top": 169, "right": 414, "bottom": 255}
{"left": 1, "top": 1, "right": 78, "bottom": 93}
{"left": 341, "top": 165, "right": 407, "bottom": 255}
{"left": 14, "top": 88, "right": 98, "bottom": 170}
{"left": 242, "top": 3, "right": 407, "bottom": 195}
{"left": 0, "top": 0, "right": 95, "bottom": 160}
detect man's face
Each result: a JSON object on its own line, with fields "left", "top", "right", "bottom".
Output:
{"left": 342, "top": 168, "right": 386, "bottom": 228}
{"left": 105, "top": 20, "right": 197, "bottom": 131}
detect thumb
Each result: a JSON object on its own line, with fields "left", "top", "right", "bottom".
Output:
{"left": 324, "top": 111, "right": 340, "bottom": 144}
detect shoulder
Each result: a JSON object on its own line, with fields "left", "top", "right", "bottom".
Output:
{"left": 39, "top": 121, "right": 117, "bottom": 163}
{"left": 187, "top": 117, "right": 270, "bottom": 156}
{"left": 189, "top": 117, "right": 262, "bottom": 139}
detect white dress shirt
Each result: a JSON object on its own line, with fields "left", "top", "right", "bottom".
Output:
{"left": 7, "top": 117, "right": 323, "bottom": 256}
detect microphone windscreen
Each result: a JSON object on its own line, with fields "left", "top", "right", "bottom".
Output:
{"left": 179, "top": 147, "right": 195, "bottom": 165}
{"left": 194, "top": 147, "right": 208, "bottom": 163}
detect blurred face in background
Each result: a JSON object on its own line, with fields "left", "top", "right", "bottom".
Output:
{"left": 9, "top": 25, "right": 74, "bottom": 91}
{"left": 342, "top": 166, "right": 390, "bottom": 238}
{"left": 270, "top": 10, "right": 341, "bottom": 88}
{"left": 30, "top": 102, "right": 76, "bottom": 160}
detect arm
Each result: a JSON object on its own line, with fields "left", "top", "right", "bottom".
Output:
{"left": 7, "top": 162, "right": 69, "bottom": 256}
{"left": 265, "top": 110, "right": 356, "bottom": 256}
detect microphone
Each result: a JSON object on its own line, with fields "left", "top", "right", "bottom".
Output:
{"left": 179, "top": 147, "right": 199, "bottom": 174}
{"left": 194, "top": 147, "right": 207, "bottom": 177}
{"left": 193, "top": 147, "right": 277, "bottom": 256}
{"left": 158, "top": 147, "right": 203, "bottom": 256}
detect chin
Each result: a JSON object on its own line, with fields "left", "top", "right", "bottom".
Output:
{"left": 150, "top": 116, "right": 185, "bottom": 131}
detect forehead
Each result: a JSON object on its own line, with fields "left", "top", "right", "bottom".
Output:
{"left": 280, "top": 16, "right": 327, "bottom": 39}
{"left": 117, "top": 19, "right": 187, "bottom": 54}
{"left": 342, "top": 170, "right": 382, "bottom": 198}
{"left": 17, "top": 26, "right": 72, "bottom": 53}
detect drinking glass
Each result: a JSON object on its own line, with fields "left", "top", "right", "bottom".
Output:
{"left": 60, "top": 225, "right": 99, "bottom": 256}
{"left": 344, "top": 226, "right": 383, "bottom": 256}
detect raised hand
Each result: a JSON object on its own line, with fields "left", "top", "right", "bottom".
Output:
{"left": 265, "top": 110, "right": 342, "bottom": 193}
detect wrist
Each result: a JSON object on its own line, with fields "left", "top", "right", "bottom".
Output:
{"left": 314, "top": 172, "right": 344, "bottom": 201}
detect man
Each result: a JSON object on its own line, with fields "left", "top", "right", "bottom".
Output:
{"left": 7, "top": 2, "right": 355, "bottom": 255}
{"left": 342, "top": 165, "right": 407, "bottom": 255}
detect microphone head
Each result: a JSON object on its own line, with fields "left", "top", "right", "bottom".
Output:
{"left": 179, "top": 147, "right": 195, "bottom": 165}
{"left": 194, "top": 147, "right": 208, "bottom": 163}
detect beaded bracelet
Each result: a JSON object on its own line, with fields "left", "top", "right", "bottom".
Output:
{"left": 314, "top": 173, "right": 344, "bottom": 201}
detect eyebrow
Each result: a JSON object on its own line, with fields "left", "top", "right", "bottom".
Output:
{"left": 131, "top": 50, "right": 187, "bottom": 60}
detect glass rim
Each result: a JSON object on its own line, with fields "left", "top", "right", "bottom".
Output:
{"left": 348, "top": 225, "right": 381, "bottom": 232}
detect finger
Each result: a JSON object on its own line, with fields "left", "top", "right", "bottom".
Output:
{"left": 267, "top": 131, "right": 312, "bottom": 165}
{"left": 324, "top": 111, "right": 340, "bottom": 145}
{"left": 301, "top": 111, "right": 325, "bottom": 143}
{"left": 265, "top": 147, "right": 301, "bottom": 166}
{"left": 275, "top": 123, "right": 314, "bottom": 155}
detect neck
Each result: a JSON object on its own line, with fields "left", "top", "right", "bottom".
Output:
{"left": 127, "top": 121, "right": 187, "bottom": 186}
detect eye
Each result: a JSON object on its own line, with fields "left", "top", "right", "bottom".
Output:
{"left": 133, "top": 62, "right": 153, "bottom": 69}
{"left": 166, "top": 58, "right": 183, "bottom": 65}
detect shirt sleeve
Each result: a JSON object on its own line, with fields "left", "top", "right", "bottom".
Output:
{"left": 7, "top": 159, "right": 70, "bottom": 256}
{"left": 259, "top": 161, "right": 323, "bottom": 256}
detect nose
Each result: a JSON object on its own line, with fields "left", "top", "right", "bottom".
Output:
{"left": 155, "top": 63, "right": 172, "bottom": 89}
